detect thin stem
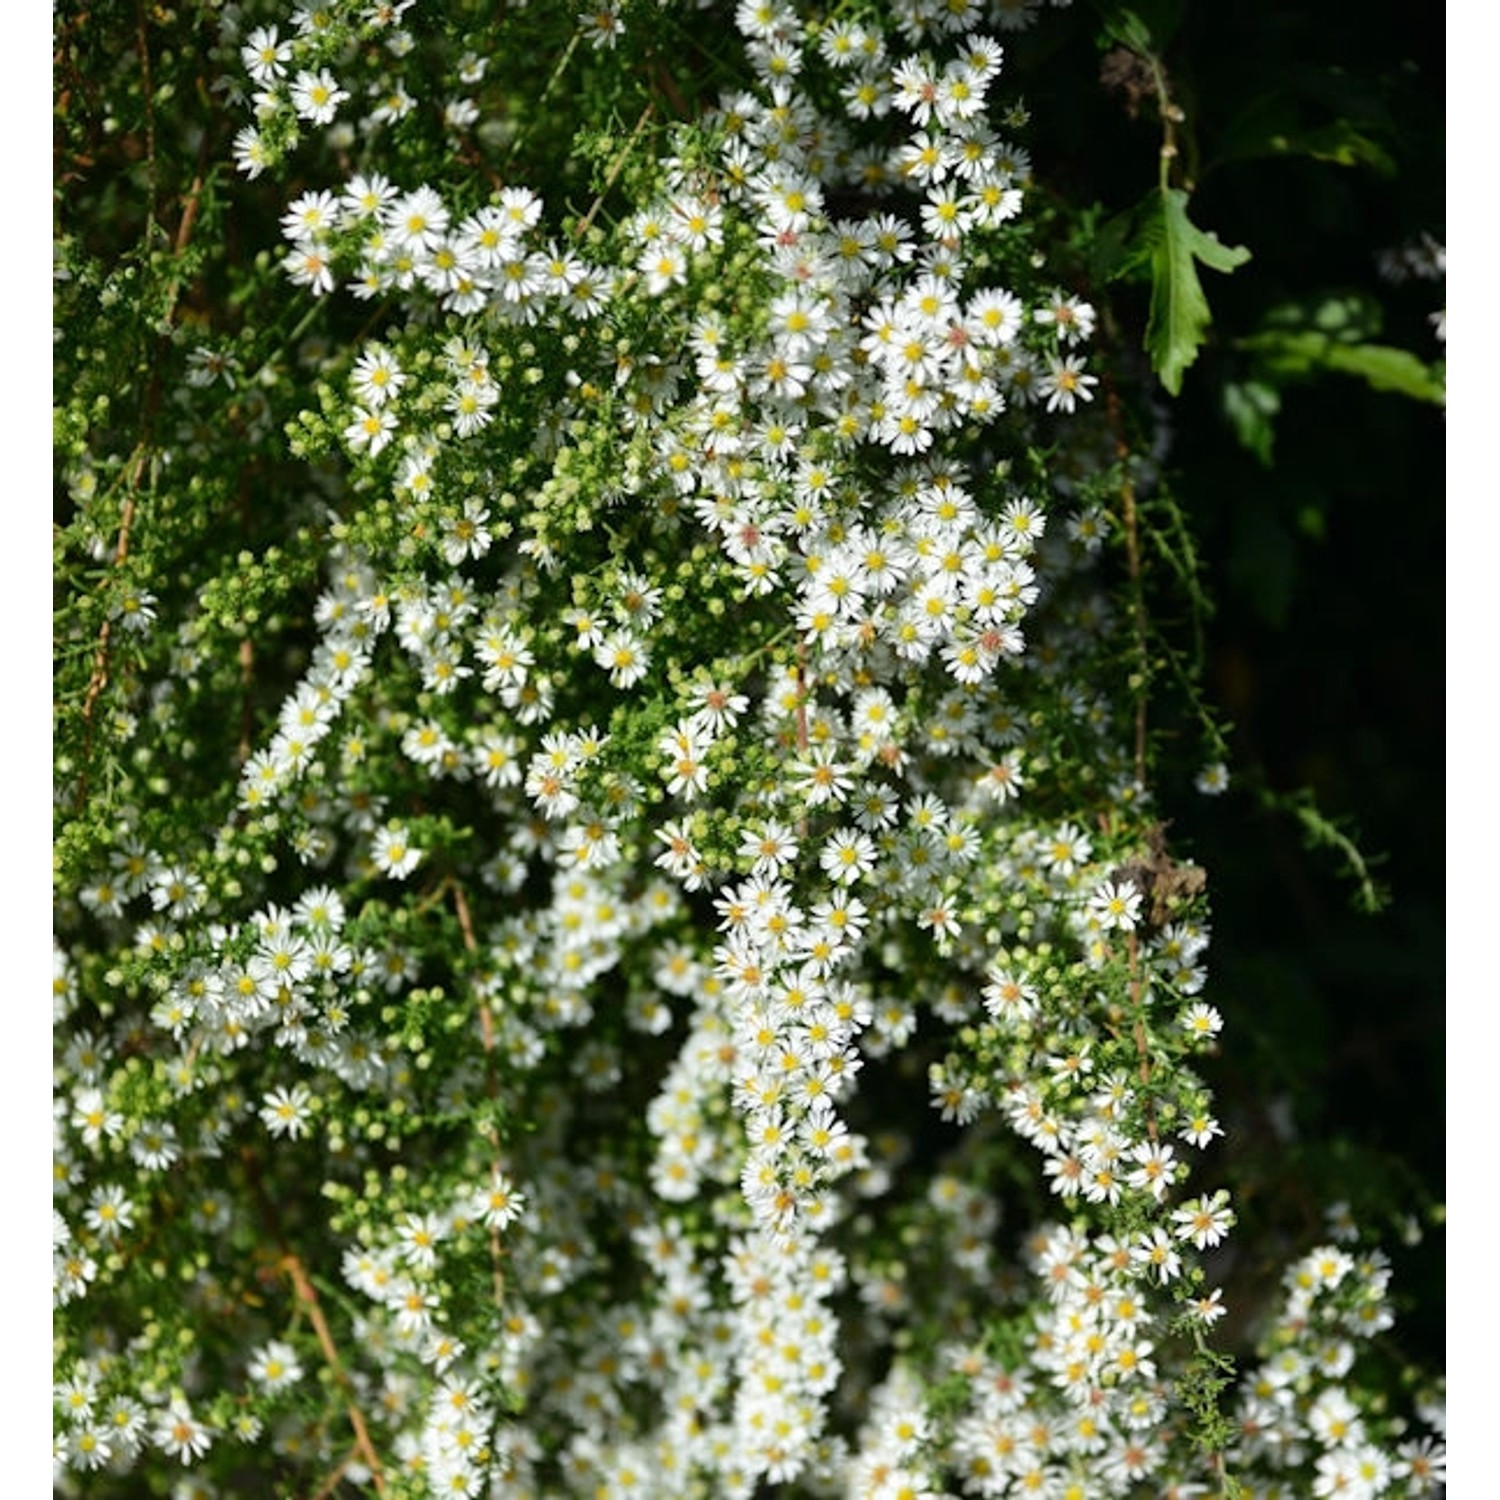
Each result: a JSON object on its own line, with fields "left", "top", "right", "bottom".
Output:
{"left": 1126, "top": 931, "right": 1159, "bottom": 1142}
{"left": 1104, "top": 381, "right": 1150, "bottom": 790}
{"left": 573, "top": 103, "right": 656, "bottom": 240}
{"left": 310, "top": 1450, "right": 356, "bottom": 1500}
{"left": 76, "top": 465, "right": 145, "bottom": 808}
{"left": 1146, "top": 55, "right": 1181, "bottom": 191}
{"left": 237, "top": 637, "right": 256, "bottom": 765}
{"left": 793, "top": 645, "right": 809, "bottom": 756}
{"left": 452, "top": 880, "right": 508, "bottom": 1310}
{"left": 240, "top": 1145, "right": 388, "bottom": 1493}
{"left": 501, "top": 29, "right": 582, "bottom": 174}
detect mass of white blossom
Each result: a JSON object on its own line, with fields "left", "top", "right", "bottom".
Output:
{"left": 52, "top": 2, "right": 1444, "bottom": 1496}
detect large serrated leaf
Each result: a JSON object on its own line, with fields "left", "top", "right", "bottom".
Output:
{"left": 1143, "top": 187, "right": 1252, "bottom": 395}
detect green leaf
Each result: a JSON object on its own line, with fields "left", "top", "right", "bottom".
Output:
{"left": 1261, "top": 290, "right": 1383, "bottom": 343}
{"left": 1143, "top": 188, "right": 1252, "bottom": 395}
{"left": 1092, "top": 0, "right": 1185, "bottom": 51}
{"left": 1094, "top": 4, "right": 1153, "bottom": 53}
{"left": 1215, "top": 97, "right": 1397, "bottom": 177}
{"left": 1089, "top": 202, "right": 1152, "bottom": 287}
{"left": 1318, "top": 343, "right": 1445, "bottom": 402}
{"left": 1284, "top": 121, "right": 1396, "bottom": 175}
{"left": 1221, "top": 379, "right": 1281, "bottom": 466}
{"left": 1236, "top": 330, "right": 1446, "bottom": 405}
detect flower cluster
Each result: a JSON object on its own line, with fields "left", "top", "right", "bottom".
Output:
{"left": 1225, "top": 1217, "right": 1447, "bottom": 1498}
{"left": 52, "top": 1, "right": 1444, "bottom": 1496}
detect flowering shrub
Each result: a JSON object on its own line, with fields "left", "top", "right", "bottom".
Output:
{"left": 53, "top": 2, "right": 1444, "bottom": 1496}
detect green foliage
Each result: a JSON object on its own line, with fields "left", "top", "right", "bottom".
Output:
{"left": 1237, "top": 299, "right": 1445, "bottom": 404}
{"left": 1215, "top": 81, "right": 1398, "bottom": 176}
{"left": 1142, "top": 188, "right": 1252, "bottom": 396}
{"left": 1092, "top": 0, "right": 1186, "bottom": 54}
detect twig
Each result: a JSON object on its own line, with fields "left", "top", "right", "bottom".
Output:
{"left": 573, "top": 103, "right": 655, "bottom": 241}
{"left": 455, "top": 135, "right": 504, "bottom": 192}
{"left": 239, "top": 1147, "right": 388, "bottom": 1493}
{"left": 310, "top": 1449, "right": 356, "bottom": 1500}
{"left": 793, "top": 647, "right": 809, "bottom": 756}
{"left": 283, "top": 1253, "right": 389, "bottom": 1495}
{"left": 1126, "top": 932, "right": 1159, "bottom": 1142}
{"left": 452, "top": 881, "right": 508, "bottom": 1309}
{"left": 501, "top": 29, "right": 582, "bottom": 174}
{"left": 238, "top": 637, "right": 256, "bottom": 765}
{"left": 1104, "top": 381, "right": 1150, "bottom": 790}
{"left": 1145, "top": 54, "right": 1184, "bottom": 191}
{"left": 175, "top": 169, "right": 205, "bottom": 258}
{"left": 76, "top": 463, "right": 145, "bottom": 803}
{"left": 648, "top": 49, "right": 693, "bottom": 118}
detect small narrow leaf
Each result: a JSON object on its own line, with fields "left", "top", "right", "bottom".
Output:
{"left": 1144, "top": 187, "right": 1252, "bottom": 395}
